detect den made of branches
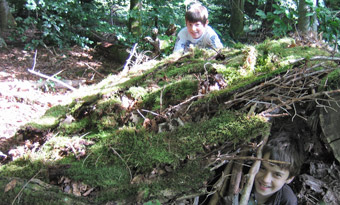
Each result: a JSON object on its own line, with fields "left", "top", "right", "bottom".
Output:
{"left": 1, "top": 37, "right": 340, "bottom": 204}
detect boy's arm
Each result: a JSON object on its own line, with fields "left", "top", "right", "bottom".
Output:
{"left": 203, "top": 26, "right": 223, "bottom": 49}
{"left": 173, "top": 36, "right": 185, "bottom": 53}
{"left": 173, "top": 30, "right": 187, "bottom": 53}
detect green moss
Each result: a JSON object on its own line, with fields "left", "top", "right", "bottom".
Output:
{"left": 0, "top": 159, "right": 47, "bottom": 180}
{"left": 142, "top": 79, "right": 198, "bottom": 110}
{"left": 60, "top": 117, "right": 91, "bottom": 134}
{"left": 169, "top": 111, "right": 269, "bottom": 157}
{"left": 320, "top": 68, "right": 340, "bottom": 90}
{"left": 64, "top": 160, "right": 130, "bottom": 188}
{"left": 27, "top": 105, "right": 69, "bottom": 130}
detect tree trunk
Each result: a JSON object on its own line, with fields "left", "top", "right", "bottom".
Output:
{"left": 311, "top": 0, "right": 319, "bottom": 32}
{"left": 262, "top": 0, "right": 274, "bottom": 31}
{"left": 0, "top": 0, "right": 15, "bottom": 32}
{"left": 298, "top": 0, "right": 310, "bottom": 34}
{"left": 0, "top": 0, "right": 8, "bottom": 32}
{"left": 129, "top": 0, "right": 142, "bottom": 36}
{"left": 230, "top": 0, "right": 245, "bottom": 40}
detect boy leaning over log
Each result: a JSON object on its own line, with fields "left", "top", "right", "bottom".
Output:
{"left": 173, "top": 2, "right": 223, "bottom": 54}
{"left": 248, "top": 132, "right": 305, "bottom": 205}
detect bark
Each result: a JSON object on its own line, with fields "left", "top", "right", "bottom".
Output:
{"left": 298, "top": 0, "right": 310, "bottom": 34}
{"left": 0, "top": 0, "right": 15, "bottom": 32}
{"left": 129, "top": 0, "right": 142, "bottom": 36}
{"left": 230, "top": 0, "right": 245, "bottom": 39}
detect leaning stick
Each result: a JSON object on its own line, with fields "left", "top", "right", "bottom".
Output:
{"left": 27, "top": 50, "right": 76, "bottom": 91}
{"left": 28, "top": 69, "right": 76, "bottom": 91}
{"left": 239, "top": 130, "right": 270, "bottom": 205}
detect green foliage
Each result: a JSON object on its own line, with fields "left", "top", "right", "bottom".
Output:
{"left": 256, "top": 1, "right": 298, "bottom": 36}
{"left": 317, "top": 6, "right": 340, "bottom": 48}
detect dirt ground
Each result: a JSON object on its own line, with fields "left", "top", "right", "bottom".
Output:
{"left": 0, "top": 45, "right": 122, "bottom": 151}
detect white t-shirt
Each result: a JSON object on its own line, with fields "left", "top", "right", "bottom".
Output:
{"left": 173, "top": 25, "right": 223, "bottom": 53}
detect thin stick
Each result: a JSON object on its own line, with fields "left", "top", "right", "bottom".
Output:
{"left": 85, "top": 63, "right": 105, "bottom": 78}
{"left": 12, "top": 169, "right": 42, "bottom": 205}
{"left": 136, "top": 109, "right": 146, "bottom": 120}
{"left": 208, "top": 161, "right": 234, "bottom": 205}
{"left": 28, "top": 68, "right": 76, "bottom": 91}
{"left": 239, "top": 130, "right": 270, "bottom": 205}
{"left": 141, "top": 109, "right": 160, "bottom": 116}
{"left": 110, "top": 147, "right": 132, "bottom": 181}
{"left": 122, "top": 43, "right": 138, "bottom": 75}
{"left": 31, "top": 50, "right": 38, "bottom": 71}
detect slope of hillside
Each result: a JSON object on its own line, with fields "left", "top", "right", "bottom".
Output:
{"left": 1, "top": 38, "right": 340, "bottom": 204}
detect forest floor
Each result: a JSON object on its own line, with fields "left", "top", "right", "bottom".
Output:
{"left": 1, "top": 40, "right": 340, "bottom": 204}
{"left": 0, "top": 45, "right": 121, "bottom": 153}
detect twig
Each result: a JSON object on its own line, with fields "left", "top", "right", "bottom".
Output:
{"left": 27, "top": 49, "right": 76, "bottom": 91}
{"left": 228, "top": 151, "right": 246, "bottom": 202}
{"left": 141, "top": 109, "right": 160, "bottom": 116}
{"left": 12, "top": 169, "right": 42, "bottom": 205}
{"left": 28, "top": 68, "right": 76, "bottom": 91}
{"left": 164, "top": 94, "right": 206, "bottom": 114}
{"left": 31, "top": 50, "right": 38, "bottom": 71}
{"left": 160, "top": 86, "right": 165, "bottom": 112}
{"left": 85, "top": 63, "right": 105, "bottom": 78}
{"left": 136, "top": 109, "right": 146, "bottom": 120}
{"left": 208, "top": 161, "right": 234, "bottom": 205}
{"left": 287, "top": 56, "right": 340, "bottom": 64}
{"left": 239, "top": 129, "right": 271, "bottom": 205}
{"left": 110, "top": 147, "right": 132, "bottom": 181}
{"left": 122, "top": 43, "right": 138, "bottom": 75}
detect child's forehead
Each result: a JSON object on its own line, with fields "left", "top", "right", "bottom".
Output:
{"left": 186, "top": 20, "right": 204, "bottom": 25}
{"left": 262, "top": 160, "right": 290, "bottom": 174}
{"left": 263, "top": 153, "right": 290, "bottom": 171}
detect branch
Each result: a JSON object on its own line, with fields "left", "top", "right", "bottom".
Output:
{"left": 12, "top": 169, "right": 42, "bottom": 205}
{"left": 28, "top": 69, "right": 76, "bottom": 91}
{"left": 239, "top": 129, "right": 271, "bottom": 205}
{"left": 110, "top": 147, "right": 132, "bottom": 181}
{"left": 287, "top": 56, "right": 340, "bottom": 64}
{"left": 122, "top": 43, "right": 138, "bottom": 75}
{"left": 27, "top": 49, "right": 76, "bottom": 91}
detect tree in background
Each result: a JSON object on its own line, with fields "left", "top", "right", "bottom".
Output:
{"left": 0, "top": 0, "right": 15, "bottom": 32}
{"left": 1, "top": 0, "right": 338, "bottom": 51}
{"left": 129, "top": 0, "right": 142, "bottom": 36}
{"left": 298, "top": 0, "right": 319, "bottom": 34}
{"left": 230, "top": 0, "right": 245, "bottom": 39}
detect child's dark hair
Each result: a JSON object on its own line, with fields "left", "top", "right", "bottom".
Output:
{"left": 263, "top": 131, "right": 305, "bottom": 178}
{"left": 185, "top": 3, "right": 208, "bottom": 24}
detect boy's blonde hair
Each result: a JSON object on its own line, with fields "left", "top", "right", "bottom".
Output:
{"left": 185, "top": 3, "right": 208, "bottom": 24}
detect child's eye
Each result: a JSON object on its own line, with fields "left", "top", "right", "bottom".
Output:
{"left": 274, "top": 173, "right": 282, "bottom": 178}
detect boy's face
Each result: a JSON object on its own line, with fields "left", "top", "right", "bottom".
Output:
{"left": 254, "top": 153, "right": 294, "bottom": 201}
{"left": 186, "top": 21, "right": 207, "bottom": 39}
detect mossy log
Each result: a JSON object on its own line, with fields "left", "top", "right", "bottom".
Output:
{"left": 0, "top": 176, "right": 90, "bottom": 205}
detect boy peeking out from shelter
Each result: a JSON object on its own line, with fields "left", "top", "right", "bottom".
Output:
{"left": 249, "top": 132, "right": 305, "bottom": 205}
{"left": 173, "top": 2, "right": 223, "bottom": 54}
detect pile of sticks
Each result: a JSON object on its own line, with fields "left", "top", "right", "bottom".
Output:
{"left": 225, "top": 57, "right": 340, "bottom": 119}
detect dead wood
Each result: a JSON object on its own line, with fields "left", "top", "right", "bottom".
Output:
{"left": 224, "top": 63, "right": 339, "bottom": 119}
{"left": 208, "top": 160, "right": 234, "bottom": 205}
{"left": 239, "top": 131, "right": 270, "bottom": 205}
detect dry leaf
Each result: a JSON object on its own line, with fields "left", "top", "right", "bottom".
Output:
{"left": 72, "top": 182, "right": 81, "bottom": 196}
{"left": 5, "top": 179, "right": 17, "bottom": 192}
{"left": 83, "top": 187, "right": 95, "bottom": 197}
